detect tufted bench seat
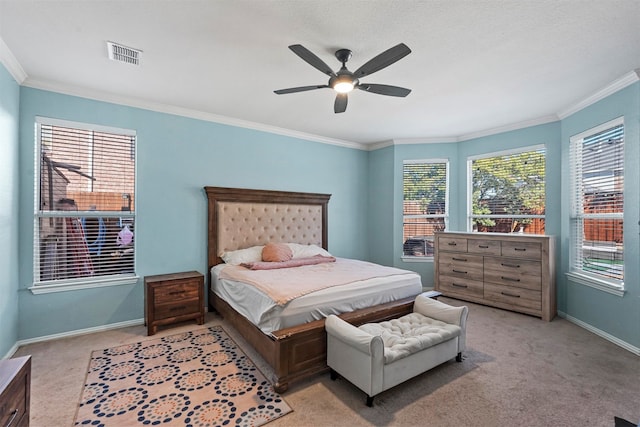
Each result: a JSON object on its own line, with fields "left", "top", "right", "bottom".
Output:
{"left": 326, "top": 294, "right": 468, "bottom": 406}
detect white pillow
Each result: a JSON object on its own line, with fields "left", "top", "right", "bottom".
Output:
{"left": 221, "top": 245, "right": 264, "bottom": 265}
{"left": 287, "top": 243, "right": 332, "bottom": 259}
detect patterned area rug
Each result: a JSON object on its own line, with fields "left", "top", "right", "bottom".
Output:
{"left": 74, "top": 326, "right": 292, "bottom": 426}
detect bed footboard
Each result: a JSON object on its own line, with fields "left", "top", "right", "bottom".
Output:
{"left": 210, "top": 289, "right": 415, "bottom": 392}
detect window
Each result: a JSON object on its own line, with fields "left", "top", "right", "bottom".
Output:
{"left": 402, "top": 160, "right": 449, "bottom": 258}
{"left": 468, "top": 146, "right": 545, "bottom": 234}
{"left": 32, "top": 117, "right": 137, "bottom": 293}
{"left": 569, "top": 119, "right": 624, "bottom": 290}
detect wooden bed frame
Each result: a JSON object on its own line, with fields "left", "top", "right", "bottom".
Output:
{"left": 205, "top": 186, "right": 415, "bottom": 392}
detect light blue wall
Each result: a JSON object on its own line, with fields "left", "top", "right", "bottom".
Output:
{"left": 0, "top": 63, "right": 20, "bottom": 357}
{"left": 16, "top": 87, "right": 369, "bottom": 340}
{"left": 368, "top": 145, "right": 395, "bottom": 264}
{"left": 559, "top": 83, "right": 640, "bottom": 349}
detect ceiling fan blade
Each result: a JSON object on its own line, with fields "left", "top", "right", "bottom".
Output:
{"left": 274, "top": 85, "right": 329, "bottom": 95}
{"left": 357, "top": 83, "right": 411, "bottom": 97}
{"left": 353, "top": 43, "right": 411, "bottom": 79}
{"left": 289, "top": 44, "right": 336, "bottom": 77}
{"left": 334, "top": 93, "right": 348, "bottom": 113}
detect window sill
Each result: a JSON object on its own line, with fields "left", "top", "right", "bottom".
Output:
{"left": 401, "top": 256, "right": 434, "bottom": 263}
{"left": 29, "top": 274, "right": 139, "bottom": 294}
{"left": 565, "top": 272, "right": 625, "bottom": 297}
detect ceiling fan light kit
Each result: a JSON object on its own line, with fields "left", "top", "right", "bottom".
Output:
{"left": 274, "top": 43, "right": 412, "bottom": 113}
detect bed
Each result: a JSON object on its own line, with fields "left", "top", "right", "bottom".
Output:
{"left": 205, "top": 186, "right": 422, "bottom": 392}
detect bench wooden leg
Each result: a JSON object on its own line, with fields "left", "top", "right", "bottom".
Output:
{"left": 366, "top": 395, "right": 374, "bottom": 407}
{"left": 456, "top": 352, "right": 462, "bottom": 362}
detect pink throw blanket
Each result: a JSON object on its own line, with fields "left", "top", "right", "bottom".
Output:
{"left": 219, "top": 257, "right": 416, "bottom": 305}
{"left": 242, "top": 255, "right": 336, "bottom": 270}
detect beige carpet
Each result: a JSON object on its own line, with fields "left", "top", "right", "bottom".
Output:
{"left": 13, "top": 297, "right": 640, "bottom": 426}
{"left": 73, "top": 326, "right": 291, "bottom": 426}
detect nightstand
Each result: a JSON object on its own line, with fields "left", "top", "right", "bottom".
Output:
{"left": 0, "top": 355, "right": 31, "bottom": 427}
{"left": 144, "top": 271, "right": 205, "bottom": 335}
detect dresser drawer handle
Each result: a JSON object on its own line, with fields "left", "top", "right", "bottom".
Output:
{"left": 169, "top": 306, "right": 187, "bottom": 311}
{"left": 501, "top": 263, "right": 520, "bottom": 268}
{"left": 452, "top": 257, "right": 467, "bottom": 262}
{"left": 169, "top": 291, "right": 185, "bottom": 295}
{"left": 452, "top": 269, "right": 467, "bottom": 274}
{"left": 501, "top": 276, "right": 521, "bottom": 282}
{"left": 452, "top": 283, "right": 468, "bottom": 288}
{"left": 501, "top": 291, "right": 520, "bottom": 298}
{"left": 6, "top": 409, "right": 19, "bottom": 427}
{"left": 447, "top": 242, "right": 457, "bottom": 246}
{"left": 478, "top": 245, "right": 489, "bottom": 249}
{"left": 514, "top": 248, "right": 527, "bottom": 252}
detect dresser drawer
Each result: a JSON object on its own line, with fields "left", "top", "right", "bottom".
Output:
{"left": 154, "top": 299, "right": 201, "bottom": 320}
{"left": 438, "top": 253, "right": 483, "bottom": 281}
{"left": 501, "top": 241, "right": 541, "bottom": 259}
{"left": 484, "top": 257, "right": 542, "bottom": 291}
{"left": 438, "top": 237, "right": 467, "bottom": 252}
{"left": 484, "top": 283, "right": 541, "bottom": 311}
{"left": 467, "top": 239, "right": 501, "bottom": 256}
{"left": 153, "top": 280, "right": 201, "bottom": 304}
{"left": 437, "top": 275, "right": 484, "bottom": 298}
{"left": 0, "top": 356, "right": 30, "bottom": 427}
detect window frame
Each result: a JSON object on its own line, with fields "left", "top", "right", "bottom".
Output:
{"left": 401, "top": 159, "right": 450, "bottom": 262}
{"left": 567, "top": 117, "right": 625, "bottom": 295}
{"left": 30, "top": 117, "right": 139, "bottom": 294}
{"left": 467, "top": 144, "right": 546, "bottom": 234}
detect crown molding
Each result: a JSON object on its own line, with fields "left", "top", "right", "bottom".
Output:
{"left": 393, "top": 136, "right": 459, "bottom": 145}
{"left": 21, "top": 77, "right": 367, "bottom": 151}
{"left": 457, "top": 114, "right": 560, "bottom": 142}
{"left": 0, "top": 37, "right": 27, "bottom": 84}
{"left": 557, "top": 69, "right": 640, "bottom": 119}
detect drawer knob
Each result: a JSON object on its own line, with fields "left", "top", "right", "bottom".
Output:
{"left": 478, "top": 245, "right": 489, "bottom": 249}
{"left": 514, "top": 248, "right": 527, "bottom": 252}
{"left": 452, "top": 283, "right": 468, "bottom": 288}
{"left": 452, "top": 257, "right": 467, "bottom": 262}
{"left": 501, "top": 263, "right": 520, "bottom": 268}
{"left": 169, "top": 306, "right": 187, "bottom": 311}
{"left": 448, "top": 242, "right": 457, "bottom": 246}
{"left": 501, "top": 276, "right": 521, "bottom": 282}
{"left": 169, "top": 291, "right": 185, "bottom": 295}
{"left": 501, "top": 291, "right": 520, "bottom": 298}
{"left": 452, "top": 269, "right": 467, "bottom": 274}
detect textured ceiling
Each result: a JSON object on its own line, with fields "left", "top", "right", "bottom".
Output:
{"left": 1, "top": 0, "right": 639, "bottom": 146}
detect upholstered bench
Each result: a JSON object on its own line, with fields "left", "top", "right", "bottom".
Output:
{"left": 326, "top": 294, "right": 468, "bottom": 406}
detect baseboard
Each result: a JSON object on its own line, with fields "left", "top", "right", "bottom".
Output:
{"left": 2, "top": 343, "right": 20, "bottom": 360}
{"left": 15, "top": 318, "right": 145, "bottom": 348}
{"left": 558, "top": 311, "right": 640, "bottom": 356}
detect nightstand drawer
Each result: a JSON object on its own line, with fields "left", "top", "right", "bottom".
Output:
{"left": 154, "top": 299, "right": 201, "bottom": 320}
{"left": 153, "top": 280, "right": 200, "bottom": 304}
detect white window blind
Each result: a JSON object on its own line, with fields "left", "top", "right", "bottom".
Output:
{"left": 469, "top": 146, "right": 545, "bottom": 234}
{"left": 403, "top": 160, "right": 449, "bottom": 257}
{"left": 34, "top": 118, "right": 136, "bottom": 287}
{"left": 570, "top": 120, "right": 624, "bottom": 285}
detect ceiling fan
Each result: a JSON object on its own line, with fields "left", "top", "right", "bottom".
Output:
{"left": 274, "top": 43, "right": 412, "bottom": 113}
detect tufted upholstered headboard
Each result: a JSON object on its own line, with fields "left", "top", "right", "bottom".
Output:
{"left": 204, "top": 187, "right": 331, "bottom": 271}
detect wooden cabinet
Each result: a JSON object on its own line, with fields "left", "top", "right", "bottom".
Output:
{"left": 0, "top": 356, "right": 31, "bottom": 427}
{"left": 434, "top": 232, "right": 556, "bottom": 321}
{"left": 144, "top": 271, "right": 205, "bottom": 335}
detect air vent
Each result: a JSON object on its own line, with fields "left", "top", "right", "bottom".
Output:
{"left": 106, "top": 41, "right": 141, "bottom": 65}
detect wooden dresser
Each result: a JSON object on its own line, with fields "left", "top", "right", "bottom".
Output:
{"left": 0, "top": 355, "right": 31, "bottom": 427}
{"left": 144, "top": 271, "right": 205, "bottom": 335}
{"left": 434, "top": 232, "right": 556, "bottom": 321}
